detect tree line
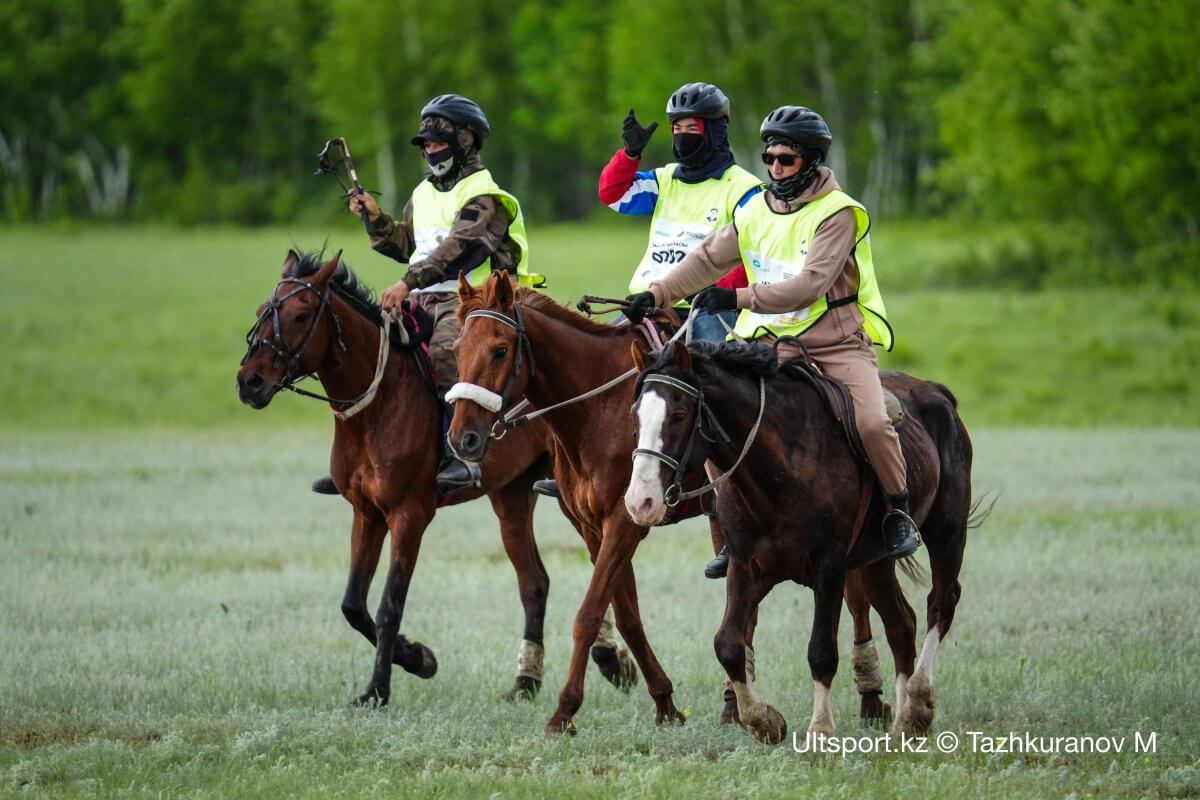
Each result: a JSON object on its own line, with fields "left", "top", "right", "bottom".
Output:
{"left": 1, "top": 0, "right": 1196, "bottom": 283}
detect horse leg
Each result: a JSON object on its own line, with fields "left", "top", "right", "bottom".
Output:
{"left": 353, "top": 502, "right": 436, "bottom": 707}
{"left": 715, "top": 558, "right": 784, "bottom": 744}
{"left": 844, "top": 570, "right": 892, "bottom": 725}
{"left": 341, "top": 507, "right": 387, "bottom": 647}
{"left": 544, "top": 523, "right": 641, "bottom": 736}
{"left": 897, "top": 520, "right": 965, "bottom": 735}
{"left": 488, "top": 476, "right": 551, "bottom": 702}
{"left": 806, "top": 553, "right": 847, "bottom": 737}
{"left": 719, "top": 604, "right": 758, "bottom": 726}
{"left": 609, "top": 561, "right": 683, "bottom": 725}
{"left": 851, "top": 559, "right": 917, "bottom": 732}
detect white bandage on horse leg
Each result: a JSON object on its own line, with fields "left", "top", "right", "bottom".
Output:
{"left": 516, "top": 639, "right": 544, "bottom": 682}
{"left": 444, "top": 382, "right": 503, "bottom": 413}
{"left": 852, "top": 640, "right": 885, "bottom": 695}
{"left": 593, "top": 606, "right": 618, "bottom": 648}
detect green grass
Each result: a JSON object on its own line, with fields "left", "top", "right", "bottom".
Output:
{"left": 1, "top": 223, "right": 1197, "bottom": 430}
{"left": 2, "top": 429, "right": 1198, "bottom": 798}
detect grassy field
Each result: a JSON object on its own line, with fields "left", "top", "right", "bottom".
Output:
{"left": 0, "top": 223, "right": 1197, "bottom": 430}
{"left": 1, "top": 223, "right": 1198, "bottom": 797}
{"left": 2, "top": 429, "right": 1199, "bottom": 798}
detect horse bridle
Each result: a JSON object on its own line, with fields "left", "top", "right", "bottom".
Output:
{"left": 458, "top": 304, "right": 536, "bottom": 440}
{"left": 633, "top": 373, "right": 732, "bottom": 507}
{"left": 242, "top": 276, "right": 348, "bottom": 401}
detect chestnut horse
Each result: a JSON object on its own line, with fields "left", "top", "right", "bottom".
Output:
{"left": 236, "top": 249, "right": 563, "bottom": 706}
{"left": 448, "top": 273, "right": 694, "bottom": 735}
{"left": 625, "top": 340, "right": 979, "bottom": 744}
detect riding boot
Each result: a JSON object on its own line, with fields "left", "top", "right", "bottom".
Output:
{"left": 435, "top": 403, "right": 481, "bottom": 495}
{"left": 882, "top": 490, "right": 921, "bottom": 559}
{"left": 311, "top": 474, "right": 339, "bottom": 495}
{"left": 704, "top": 545, "right": 729, "bottom": 579}
{"left": 532, "top": 479, "right": 560, "bottom": 498}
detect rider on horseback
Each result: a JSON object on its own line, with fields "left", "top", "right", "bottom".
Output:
{"left": 533, "top": 82, "right": 763, "bottom": 510}
{"left": 624, "top": 105, "right": 921, "bottom": 565}
{"left": 311, "top": 93, "right": 543, "bottom": 496}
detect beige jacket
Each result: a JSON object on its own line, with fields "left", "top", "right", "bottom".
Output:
{"left": 649, "top": 167, "right": 868, "bottom": 348}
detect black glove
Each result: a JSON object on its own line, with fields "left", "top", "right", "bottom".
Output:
{"left": 624, "top": 292, "right": 657, "bottom": 324}
{"left": 621, "top": 109, "right": 659, "bottom": 158}
{"left": 693, "top": 286, "right": 738, "bottom": 315}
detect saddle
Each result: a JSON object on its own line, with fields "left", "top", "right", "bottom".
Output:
{"left": 778, "top": 349, "right": 903, "bottom": 465}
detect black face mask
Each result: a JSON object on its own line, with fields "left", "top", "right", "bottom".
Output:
{"left": 672, "top": 132, "right": 705, "bottom": 162}
{"left": 424, "top": 146, "right": 455, "bottom": 177}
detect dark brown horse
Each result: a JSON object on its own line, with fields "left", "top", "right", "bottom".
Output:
{"left": 449, "top": 273, "right": 693, "bottom": 735}
{"left": 625, "top": 340, "right": 978, "bottom": 744}
{"left": 236, "top": 249, "right": 561, "bottom": 706}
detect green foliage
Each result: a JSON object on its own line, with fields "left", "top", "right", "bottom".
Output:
{"left": 0, "top": 0, "right": 1197, "bottom": 284}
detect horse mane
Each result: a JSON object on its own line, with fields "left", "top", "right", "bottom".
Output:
{"left": 456, "top": 277, "right": 634, "bottom": 338}
{"left": 287, "top": 249, "right": 382, "bottom": 324}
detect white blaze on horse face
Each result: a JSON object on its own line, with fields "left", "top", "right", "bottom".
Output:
{"left": 625, "top": 390, "right": 668, "bottom": 526}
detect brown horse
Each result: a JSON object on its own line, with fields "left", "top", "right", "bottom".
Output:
{"left": 448, "top": 273, "right": 696, "bottom": 735}
{"left": 236, "top": 249, "right": 561, "bottom": 706}
{"left": 625, "top": 340, "right": 980, "bottom": 744}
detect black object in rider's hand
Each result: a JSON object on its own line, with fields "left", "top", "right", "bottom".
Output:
{"left": 622, "top": 110, "right": 659, "bottom": 158}
{"left": 624, "top": 292, "right": 657, "bottom": 324}
{"left": 694, "top": 286, "right": 737, "bottom": 314}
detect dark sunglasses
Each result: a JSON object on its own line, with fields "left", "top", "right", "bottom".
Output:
{"left": 761, "top": 152, "right": 801, "bottom": 167}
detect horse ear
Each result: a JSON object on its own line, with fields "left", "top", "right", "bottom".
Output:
{"left": 458, "top": 272, "right": 477, "bottom": 298}
{"left": 492, "top": 272, "right": 515, "bottom": 307}
{"left": 314, "top": 249, "right": 342, "bottom": 285}
{"left": 671, "top": 340, "right": 692, "bottom": 374}
{"left": 630, "top": 339, "right": 649, "bottom": 372}
{"left": 281, "top": 249, "right": 301, "bottom": 277}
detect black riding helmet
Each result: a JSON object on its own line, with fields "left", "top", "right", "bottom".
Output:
{"left": 411, "top": 94, "right": 491, "bottom": 150}
{"left": 759, "top": 106, "right": 832, "bottom": 157}
{"left": 666, "top": 82, "right": 730, "bottom": 122}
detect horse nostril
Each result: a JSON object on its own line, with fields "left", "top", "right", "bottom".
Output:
{"left": 461, "top": 430, "right": 482, "bottom": 455}
{"left": 244, "top": 373, "right": 266, "bottom": 391}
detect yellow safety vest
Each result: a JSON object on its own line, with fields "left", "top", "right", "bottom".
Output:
{"left": 628, "top": 164, "right": 763, "bottom": 307}
{"left": 409, "top": 168, "right": 543, "bottom": 293}
{"left": 731, "top": 189, "right": 893, "bottom": 350}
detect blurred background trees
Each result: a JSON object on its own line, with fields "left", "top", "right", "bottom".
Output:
{"left": 1, "top": 0, "right": 1196, "bottom": 283}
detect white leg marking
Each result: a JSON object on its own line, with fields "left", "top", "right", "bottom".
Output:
{"left": 914, "top": 628, "right": 941, "bottom": 687}
{"left": 893, "top": 673, "right": 910, "bottom": 728}
{"left": 732, "top": 679, "right": 787, "bottom": 744}
{"left": 808, "top": 680, "right": 836, "bottom": 736}
{"left": 593, "top": 605, "right": 618, "bottom": 648}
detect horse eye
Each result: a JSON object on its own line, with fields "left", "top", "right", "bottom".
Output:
{"left": 295, "top": 311, "right": 312, "bottom": 323}
{"left": 492, "top": 346, "right": 509, "bottom": 361}
{"left": 670, "top": 411, "right": 687, "bottom": 424}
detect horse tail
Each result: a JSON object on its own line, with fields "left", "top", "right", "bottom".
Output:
{"left": 967, "top": 492, "right": 999, "bottom": 529}
{"left": 896, "top": 552, "right": 930, "bottom": 586}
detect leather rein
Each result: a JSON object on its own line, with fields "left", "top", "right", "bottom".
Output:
{"left": 453, "top": 304, "right": 766, "bottom": 504}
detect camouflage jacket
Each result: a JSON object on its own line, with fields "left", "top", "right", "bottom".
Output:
{"left": 365, "top": 161, "right": 516, "bottom": 291}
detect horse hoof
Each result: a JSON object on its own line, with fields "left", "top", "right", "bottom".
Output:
{"left": 591, "top": 643, "right": 638, "bottom": 692}
{"left": 741, "top": 704, "right": 787, "bottom": 745}
{"left": 544, "top": 719, "right": 576, "bottom": 738}
{"left": 719, "top": 697, "right": 743, "bottom": 727}
{"left": 897, "top": 674, "right": 935, "bottom": 734}
{"left": 399, "top": 640, "right": 438, "bottom": 680}
{"left": 352, "top": 688, "right": 388, "bottom": 708}
{"left": 656, "top": 706, "right": 687, "bottom": 727}
{"left": 505, "top": 676, "right": 541, "bottom": 702}
{"left": 859, "top": 694, "right": 893, "bottom": 727}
